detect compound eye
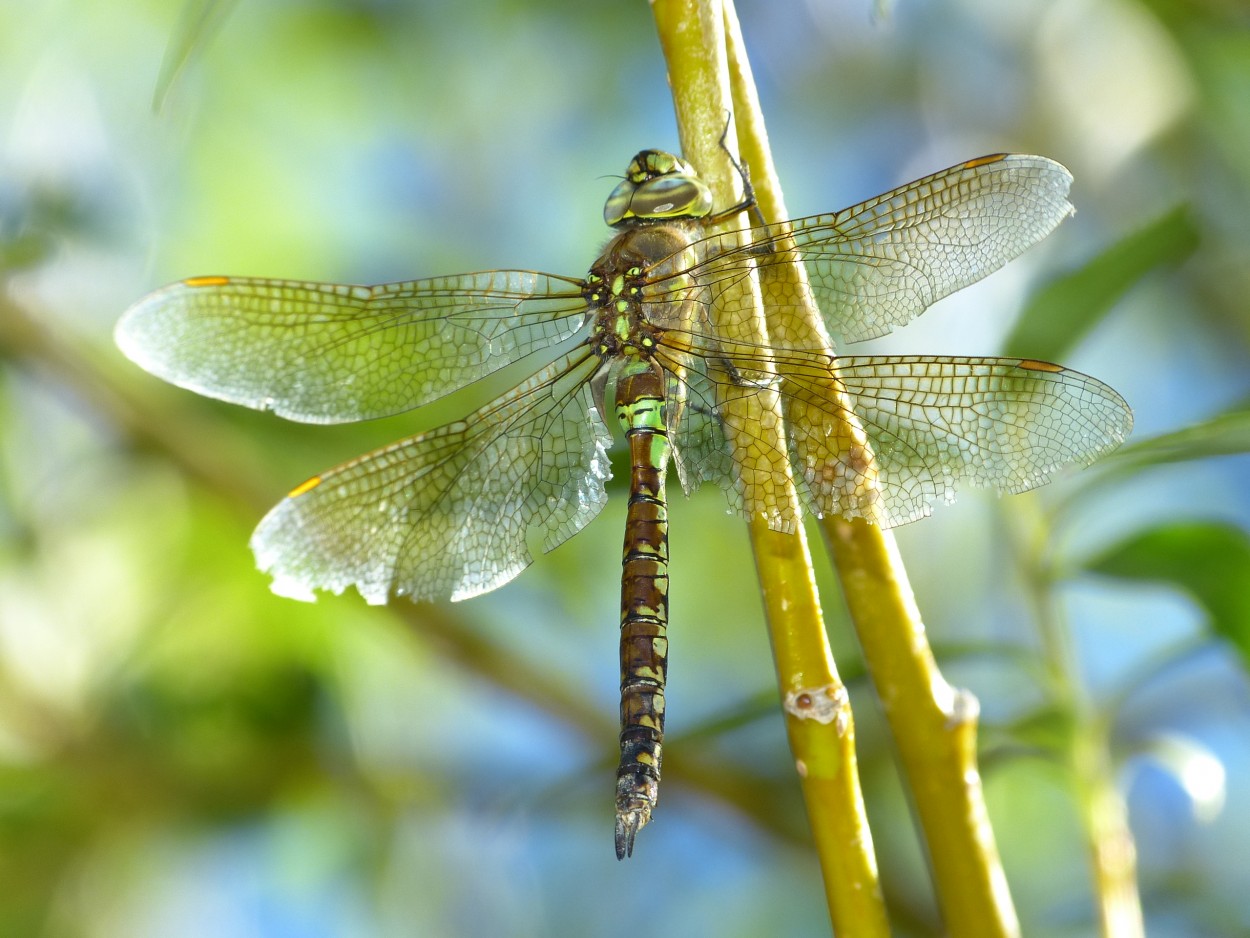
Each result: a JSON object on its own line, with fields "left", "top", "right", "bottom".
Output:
{"left": 605, "top": 151, "right": 711, "bottom": 227}
{"left": 628, "top": 175, "right": 713, "bottom": 220}
{"left": 603, "top": 179, "right": 638, "bottom": 227}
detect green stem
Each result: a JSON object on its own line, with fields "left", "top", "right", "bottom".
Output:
{"left": 720, "top": 3, "right": 1023, "bottom": 933}
{"left": 823, "top": 520, "right": 1020, "bottom": 937}
{"left": 1010, "top": 495, "right": 1144, "bottom": 937}
{"left": 652, "top": 2, "right": 890, "bottom": 933}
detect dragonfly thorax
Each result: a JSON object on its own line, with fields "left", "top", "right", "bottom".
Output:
{"left": 585, "top": 270, "right": 662, "bottom": 362}
{"left": 584, "top": 223, "right": 701, "bottom": 363}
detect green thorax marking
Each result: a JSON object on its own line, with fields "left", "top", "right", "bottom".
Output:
{"left": 586, "top": 261, "right": 664, "bottom": 363}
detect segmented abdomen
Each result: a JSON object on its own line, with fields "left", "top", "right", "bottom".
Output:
{"left": 613, "top": 359, "right": 671, "bottom": 859}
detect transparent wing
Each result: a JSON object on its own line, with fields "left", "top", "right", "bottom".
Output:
{"left": 660, "top": 343, "right": 1132, "bottom": 529}
{"left": 250, "top": 351, "right": 612, "bottom": 604}
{"left": 116, "top": 271, "right": 588, "bottom": 423}
{"left": 660, "top": 154, "right": 1073, "bottom": 345}
{"left": 658, "top": 343, "right": 802, "bottom": 533}
{"left": 661, "top": 348, "right": 739, "bottom": 502}
{"left": 789, "top": 355, "right": 1132, "bottom": 525}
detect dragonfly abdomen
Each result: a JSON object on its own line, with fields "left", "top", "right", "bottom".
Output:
{"left": 613, "top": 359, "right": 671, "bottom": 860}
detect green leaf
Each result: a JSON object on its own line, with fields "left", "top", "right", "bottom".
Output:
{"left": 1004, "top": 205, "right": 1200, "bottom": 362}
{"left": 1084, "top": 521, "right": 1250, "bottom": 668}
{"left": 153, "top": 0, "right": 239, "bottom": 112}
{"left": 1001, "top": 703, "right": 1075, "bottom": 754}
{"left": 1058, "top": 403, "right": 1250, "bottom": 515}
{"left": 1055, "top": 402, "right": 1250, "bottom": 525}
{"left": 1104, "top": 402, "right": 1250, "bottom": 469}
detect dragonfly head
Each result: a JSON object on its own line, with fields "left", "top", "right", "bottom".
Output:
{"left": 604, "top": 150, "right": 714, "bottom": 229}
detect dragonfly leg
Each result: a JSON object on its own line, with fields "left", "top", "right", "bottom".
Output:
{"left": 614, "top": 360, "right": 671, "bottom": 859}
{"left": 704, "top": 114, "right": 766, "bottom": 227}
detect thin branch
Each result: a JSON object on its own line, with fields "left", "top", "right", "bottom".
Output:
{"left": 1009, "top": 495, "right": 1144, "bottom": 937}
{"left": 652, "top": 1, "right": 889, "bottom": 933}
{"left": 719, "top": 1, "right": 1024, "bottom": 933}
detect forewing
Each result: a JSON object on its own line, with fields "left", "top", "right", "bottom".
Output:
{"left": 250, "top": 351, "right": 612, "bottom": 604}
{"left": 116, "top": 271, "right": 588, "bottom": 423}
{"left": 669, "top": 155, "right": 1074, "bottom": 345}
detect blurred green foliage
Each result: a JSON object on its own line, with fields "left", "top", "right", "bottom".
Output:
{"left": 1088, "top": 521, "right": 1250, "bottom": 666}
{"left": 1005, "top": 205, "right": 1199, "bottom": 362}
{"left": 1, "top": 1, "right": 1249, "bottom": 937}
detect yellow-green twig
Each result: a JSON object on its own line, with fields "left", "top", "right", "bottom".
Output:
{"left": 722, "top": 3, "right": 1023, "bottom": 933}
{"left": 651, "top": 1, "right": 889, "bottom": 933}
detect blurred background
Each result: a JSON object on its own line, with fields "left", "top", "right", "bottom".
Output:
{"left": 2, "top": 0, "right": 1248, "bottom": 935}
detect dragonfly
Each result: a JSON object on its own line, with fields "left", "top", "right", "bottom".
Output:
{"left": 116, "top": 147, "right": 1132, "bottom": 858}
